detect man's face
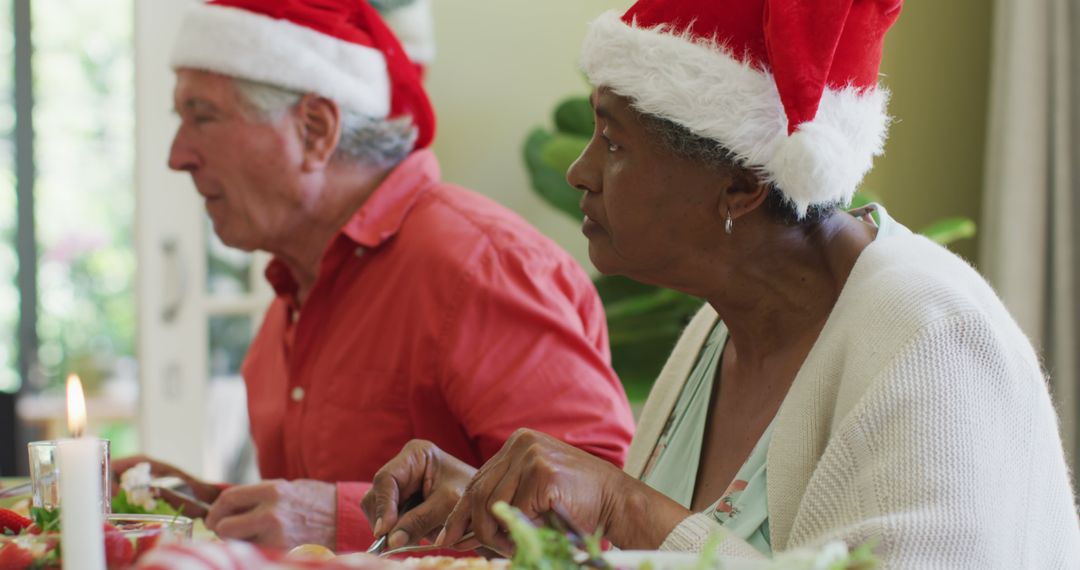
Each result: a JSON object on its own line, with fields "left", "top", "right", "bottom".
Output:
{"left": 168, "top": 69, "right": 307, "bottom": 252}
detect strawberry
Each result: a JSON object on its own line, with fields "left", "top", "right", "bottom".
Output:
{"left": 0, "top": 541, "right": 33, "bottom": 570}
{"left": 0, "top": 510, "right": 31, "bottom": 536}
{"left": 103, "top": 525, "right": 134, "bottom": 570}
{"left": 133, "top": 532, "right": 161, "bottom": 561}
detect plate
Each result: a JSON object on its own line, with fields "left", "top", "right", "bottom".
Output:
{"left": 603, "top": 550, "right": 765, "bottom": 570}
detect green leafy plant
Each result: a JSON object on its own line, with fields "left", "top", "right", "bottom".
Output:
{"left": 523, "top": 95, "right": 976, "bottom": 402}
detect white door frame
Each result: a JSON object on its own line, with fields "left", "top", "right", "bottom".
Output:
{"left": 135, "top": 0, "right": 273, "bottom": 480}
{"left": 134, "top": 0, "right": 209, "bottom": 476}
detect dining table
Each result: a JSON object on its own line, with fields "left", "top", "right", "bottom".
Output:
{"left": 0, "top": 476, "right": 844, "bottom": 570}
{"left": 0, "top": 477, "right": 29, "bottom": 494}
{"left": 0, "top": 476, "right": 30, "bottom": 512}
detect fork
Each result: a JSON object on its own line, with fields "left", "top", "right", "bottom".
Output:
{"left": 377, "top": 531, "right": 476, "bottom": 558}
{"left": 366, "top": 493, "right": 426, "bottom": 555}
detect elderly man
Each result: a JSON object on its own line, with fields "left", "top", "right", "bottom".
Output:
{"left": 116, "top": 0, "right": 634, "bottom": 554}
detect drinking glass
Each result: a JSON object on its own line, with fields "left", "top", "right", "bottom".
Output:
{"left": 27, "top": 439, "right": 112, "bottom": 514}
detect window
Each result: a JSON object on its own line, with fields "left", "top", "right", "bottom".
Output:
{"left": 2, "top": 0, "right": 136, "bottom": 473}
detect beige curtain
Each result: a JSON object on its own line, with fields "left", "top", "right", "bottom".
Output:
{"left": 980, "top": 0, "right": 1080, "bottom": 473}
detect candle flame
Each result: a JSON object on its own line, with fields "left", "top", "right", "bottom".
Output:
{"left": 66, "top": 374, "right": 87, "bottom": 438}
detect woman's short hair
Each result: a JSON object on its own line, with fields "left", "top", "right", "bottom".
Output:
{"left": 638, "top": 112, "right": 837, "bottom": 225}
{"left": 233, "top": 78, "right": 417, "bottom": 170}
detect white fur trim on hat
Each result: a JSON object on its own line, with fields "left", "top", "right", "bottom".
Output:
{"left": 580, "top": 11, "right": 891, "bottom": 217}
{"left": 381, "top": 0, "right": 436, "bottom": 65}
{"left": 170, "top": 4, "right": 391, "bottom": 118}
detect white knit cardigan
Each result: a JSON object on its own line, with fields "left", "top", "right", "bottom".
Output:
{"left": 625, "top": 233, "right": 1080, "bottom": 567}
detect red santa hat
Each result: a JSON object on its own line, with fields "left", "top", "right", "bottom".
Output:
{"left": 374, "top": 0, "right": 435, "bottom": 68}
{"left": 170, "top": 0, "right": 435, "bottom": 150}
{"left": 580, "top": 0, "right": 903, "bottom": 217}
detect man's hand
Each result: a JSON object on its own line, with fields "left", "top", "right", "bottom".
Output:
{"left": 361, "top": 440, "right": 477, "bottom": 550}
{"left": 205, "top": 480, "right": 337, "bottom": 550}
{"left": 111, "top": 455, "right": 223, "bottom": 506}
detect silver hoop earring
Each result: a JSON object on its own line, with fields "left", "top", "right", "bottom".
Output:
{"left": 724, "top": 210, "right": 734, "bottom": 235}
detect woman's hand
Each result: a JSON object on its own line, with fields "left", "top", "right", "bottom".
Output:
{"left": 361, "top": 440, "right": 478, "bottom": 550}
{"left": 438, "top": 429, "right": 691, "bottom": 554}
{"left": 111, "top": 455, "right": 223, "bottom": 506}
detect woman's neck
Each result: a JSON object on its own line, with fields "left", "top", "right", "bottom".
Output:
{"left": 702, "top": 213, "right": 876, "bottom": 371}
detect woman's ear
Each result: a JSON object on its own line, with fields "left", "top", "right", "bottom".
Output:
{"left": 722, "top": 168, "right": 770, "bottom": 221}
{"left": 295, "top": 94, "right": 342, "bottom": 171}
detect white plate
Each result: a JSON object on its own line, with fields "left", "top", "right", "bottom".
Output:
{"left": 603, "top": 550, "right": 766, "bottom": 570}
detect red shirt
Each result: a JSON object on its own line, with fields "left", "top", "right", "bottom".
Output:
{"left": 242, "top": 150, "right": 634, "bottom": 552}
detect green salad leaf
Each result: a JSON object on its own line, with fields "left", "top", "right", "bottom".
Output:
{"left": 30, "top": 506, "right": 61, "bottom": 533}
{"left": 111, "top": 489, "right": 181, "bottom": 517}
{"left": 492, "top": 502, "right": 606, "bottom": 570}
{"left": 488, "top": 502, "right": 879, "bottom": 570}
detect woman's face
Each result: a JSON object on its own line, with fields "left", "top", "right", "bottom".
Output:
{"left": 568, "top": 88, "right": 730, "bottom": 283}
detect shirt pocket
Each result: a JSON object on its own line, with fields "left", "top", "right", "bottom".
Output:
{"left": 310, "top": 371, "right": 415, "bottom": 483}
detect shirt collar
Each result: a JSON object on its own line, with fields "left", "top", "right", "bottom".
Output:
{"left": 340, "top": 148, "right": 441, "bottom": 249}
{"left": 263, "top": 149, "right": 441, "bottom": 301}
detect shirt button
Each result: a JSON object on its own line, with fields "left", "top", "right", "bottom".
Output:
{"left": 354, "top": 246, "right": 365, "bottom": 257}
{"left": 291, "top": 386, "right": 305, "bottom": 402}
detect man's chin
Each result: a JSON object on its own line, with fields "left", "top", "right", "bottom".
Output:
{"left": 220, "top": 238, "right": 259, "bottom": 253}
{"left": 210, "top": 224, "right": 259, "bottom": 253}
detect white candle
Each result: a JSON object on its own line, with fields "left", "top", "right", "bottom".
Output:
{"left": 58, "top": 375, "right": 106, "bottom": 570}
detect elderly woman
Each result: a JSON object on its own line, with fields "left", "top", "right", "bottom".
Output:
{"left": 362, "top": 0, "right": 1080, "bottom": 566}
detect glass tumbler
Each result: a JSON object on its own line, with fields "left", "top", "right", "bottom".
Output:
{"left": 27, "top": 438, "right": 112, "bottom": 514}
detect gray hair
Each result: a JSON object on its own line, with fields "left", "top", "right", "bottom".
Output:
{"left": 233, "top": 78, "right": 417, "bottom": 169}
{"left": 638, "top": 112, "right": 837, "bottom": 225}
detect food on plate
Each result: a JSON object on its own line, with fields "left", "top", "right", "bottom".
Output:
{"left": 289, "top": 543, "right": 337, "bottom": 561}
{"left": 335, "top": 553, "right": 507, "bottom": 570}
{"left": 138, "top": 543, "right": 508, "bottom": 570}
{"left": 489, "top": 502, "right": 604, "bottom": 570}
{"left": 0, "top": 508, "right": 32, "bottom": 535}
{"left": 397, "top": 557, "right": 508, "bottom": 570}
{"left": 0, "top": 482, "right": 31, "bottom": 519}
{"left": 112, "top": 462, "right": 183, "bottom": 517}
{"left": 118, "top": 463, "right": 157, "bottom": 511}
{"left": 131, "top": 502, "right": 879, "bottom": 570}
{"left": 0, "top": 508, "right": 192, "bottom": 570}
{"left": 7, "top": 499, "right": 30, "bottom": 519}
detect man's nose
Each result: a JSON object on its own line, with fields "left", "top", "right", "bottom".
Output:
{"left": 167, "top": 129, "right": 198, "bottom": 172}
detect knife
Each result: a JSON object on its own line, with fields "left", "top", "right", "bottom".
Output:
{"left": 0, "top": 476, "right": 208, "bottom": 511}
{"left": 154, "top": 485, "right": 212, "bottom": 519}
{"left": 0, "top": 481, "right": 31, "bottom": 500}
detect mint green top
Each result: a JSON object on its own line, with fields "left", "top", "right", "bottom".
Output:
{"left": 640, "top": 320, "right": 775, "bottom": 553}
{"left": 639, "top": 204, "right": 902, "bottom": 556}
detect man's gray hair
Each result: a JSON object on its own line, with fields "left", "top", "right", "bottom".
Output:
{"left": 233, "top": 78, "right": 417, "bottom": 169}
